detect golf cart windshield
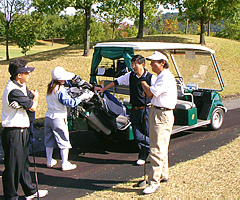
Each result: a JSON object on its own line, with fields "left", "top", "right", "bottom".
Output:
{"left": 169, "top": 50, "right": 224, "bottom": 91}
{"left": 90, "top": 42, "right": 224, "bottom": 92}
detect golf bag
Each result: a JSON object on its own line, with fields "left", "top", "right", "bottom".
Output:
{"left": 67, "top": 76, "right": 131, "bottom": 138}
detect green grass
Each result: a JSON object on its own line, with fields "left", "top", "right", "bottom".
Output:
{"left": 0, "top": 34, "right": 239, "bottom": 122}
{"left": 78, "top": 135, "right": 240, "bottom": 199}
{"left": 0, "top": 39, "right": 68, "bottom": 60}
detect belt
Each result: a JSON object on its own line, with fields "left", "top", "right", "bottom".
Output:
{"left": 4, "top": 127, "right": 28, "bottom": 130}
{"left": 134, "top": 104, "right": 151, "bottom": 110}
{"left": 152, "top": 105, "right": 172, "bottom": 111}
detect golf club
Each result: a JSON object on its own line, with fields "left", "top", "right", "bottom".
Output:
{"left": 32, "top": 143, "right": 40, "bottom": 200}
{"left": 137, "top": 93, "right": 148, "bottom": 187}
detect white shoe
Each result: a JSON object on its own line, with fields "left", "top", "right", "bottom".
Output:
{"left": 46, "top": 159, "right": 57, "bottom": 168}
{"left": 136, "top": 159, "right": 145, "bottom": 165}
{"left": 62, "top": 161, "right": 77, "bottom": 171}
{"left": 25, "top": 190, "right": 48, "bottom": 199}
{"left": 143, "top": 185, "right": 160, "bottom": 194}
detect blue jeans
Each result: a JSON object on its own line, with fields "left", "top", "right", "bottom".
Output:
{"left": 130, "top": 107, "right": 150, "bottom": 160}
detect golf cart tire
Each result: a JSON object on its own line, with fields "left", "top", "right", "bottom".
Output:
{"left": 207, "top": 107, "right": 224, "bottom": 130}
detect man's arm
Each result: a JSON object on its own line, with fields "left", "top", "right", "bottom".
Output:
{"left": 141, "top": 81, "right": 153, "bottom": 99}
{"left": 8, "top": 89, "right": 38, "bottom": 112}
{"left": 95, "top": 81, "right": 116, "bottom": 93}
{"left": 94, "top": 72, "right": 130, "bottom": 93}
{"left": 29, "top": 90, "right": 38, "bottom": 112}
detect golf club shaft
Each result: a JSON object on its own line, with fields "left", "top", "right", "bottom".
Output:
{"left": 32, "top": 144, "right": 40, "bottom": 200}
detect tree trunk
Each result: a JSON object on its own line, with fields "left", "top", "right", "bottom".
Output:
{"left": 207, "top": 20, "right": 211, "bottom": 36}
{"left": 200, "top": 16, "right": 206, "bottom": 45}
{"left": 185, "top": 18, "right": 189, "bottom": 34}
{"left": 52, "top": 37, "right": 54, "bottom": 46}
{"left": 6, "top": 22, "right": 9, "bottom": 60}
{"left": 137, "top": 0, "right": 144, "bottom": 39}
{"left": 83, "top": 6, "right": 91, "bottom": 57}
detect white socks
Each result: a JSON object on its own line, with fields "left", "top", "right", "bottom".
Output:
{"left": 60, "top": 148, "right": 69, "bottom": 166}
{"left": 46, "top": 147, "right": 54, "bottom": 164}
{"left": 46, "top": 147, "right": 70, "bottom": 166}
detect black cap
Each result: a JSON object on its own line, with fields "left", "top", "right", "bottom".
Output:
{"left": 9, "top": 58, "right": 35, "bottom": 77}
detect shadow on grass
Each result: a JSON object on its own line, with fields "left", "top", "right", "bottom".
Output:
{"left": 0, "top": 37, "right": 66, "bottom": 46}
{"left": 0, "top": 44, "right": 85, "bottom": 65}
{"left": 96, "top": 34, "right": 197, "bottom": 44}
{"left": 0, "top": 35, "right": 198, "bottom": 66}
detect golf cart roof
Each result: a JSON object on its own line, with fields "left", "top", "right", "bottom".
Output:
{"left": 94, "top": 42, "right": 215, "bottom": 54}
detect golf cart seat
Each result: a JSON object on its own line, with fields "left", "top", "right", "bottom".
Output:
{"left": 175, "top": 79, "right": 196, "bottom": 110}
{"left": 174, "top": 79, "right": 198, "bottom": 126}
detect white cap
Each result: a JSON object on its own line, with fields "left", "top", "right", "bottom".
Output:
{"left": 146, "top": 51, "right": 168, "bottom": 62}
{"left": 51, "top": 66, "right": 75, "bottom": 80}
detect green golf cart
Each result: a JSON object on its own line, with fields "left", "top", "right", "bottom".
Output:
{"left": 89, "top": 42, "right": 227, "bottom": 138}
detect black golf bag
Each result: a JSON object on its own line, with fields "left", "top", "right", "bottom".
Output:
{"left": 67, "top": 76, "right": 131, "bottom": 140}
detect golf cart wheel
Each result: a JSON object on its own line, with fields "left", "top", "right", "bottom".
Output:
{"left": 207, "top": 107, "right": 224, "bottom": 130}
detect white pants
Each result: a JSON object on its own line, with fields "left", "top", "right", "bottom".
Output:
{"left": 44, "top": 117, "right": 72, "bottom": 149}
{"left": 148, "top": 107, "right": 174, "bottom": 187}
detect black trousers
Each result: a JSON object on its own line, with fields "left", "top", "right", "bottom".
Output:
{"left": 1, "top": 127, "right": 36, "bottom": 200}
{"left": 130, "top": 107, "right": 150, "bottom": 160}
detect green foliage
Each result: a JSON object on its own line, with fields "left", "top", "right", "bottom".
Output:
{"left": 131, "top": 1, "right": 160, "bottom": 29}
{"left": 32, "top": 0, "right": 71, "bottom": 14}
{"left": 9, "top": 14, "right": 38, "bottom": 55}
{"left": 216, "top": 20, "right": 240, "bottom": 40}
{"left": 148, "top": 27, "right": 159, "bottom": 35}
{"left": 45, "top": 14, "right": 64, "bottom": 40}
{"left": 166, "top": 0, "right": 240, "bottom": 44}
{"left": 96, "top": 0, "right": 129, "bottom": 39}
{"left": 30, "top": 11, "right": 48, "bottom": 40}
{"left": 90, "top": 20, "right": 112, "bottom": 42}
{"left": 62, "top": 14, "right": 85, "bottom": 45}
{"left": 124, "top": 24, "right": 138, "bottom": 37}
{"left": 0, "top": 22, "right": 5, "bottom": 36}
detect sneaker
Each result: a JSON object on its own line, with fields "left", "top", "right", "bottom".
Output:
{"left": 136, "top": 159, "right": 145, "bottom": 165}
{"left": 46, "top": 159, "right": 57, "bottom": 168}
{"left": 143, "top": 184, "right": 160, "bottom": 194}
{"left": 62, "top": 161, "right": 77, "bottom": 171}
{"left": 25, "top": 190, "right": 48, "bottom": 199}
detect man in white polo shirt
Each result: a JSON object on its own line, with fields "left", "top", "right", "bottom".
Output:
{"left": 141, "top": 51, "right": 177, "bottom": 194}
{"left": 1, "top": 58, "right": 48, "bottom": 199}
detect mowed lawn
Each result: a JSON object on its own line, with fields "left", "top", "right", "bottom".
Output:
{"left": 0, "top": 34, "right": 239, "bottom": 122}
{"left": 0, "top": 39, "right": 68, "bottom": 60}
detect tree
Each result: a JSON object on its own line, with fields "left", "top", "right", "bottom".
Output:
{"left": 167, "top": 0, "right": 240, "bottom": 45}
{"left": 163, "top": 17, "right": 179, "bottom": 33}
{"left": 33, "top": 0, "right": 99, "bottom": 56}
{"left": 45, "top": 14, "right": 64, "bottom": 46}
{"left": 127, "top": 0, "right": 162, "bottom": 39}
{"left": 96, "top": 0, "right": 129, "bottom": 39}
{"left": 62, "top": 14, "right": 85, "bottom": 45}
{"left": 0, "top": 12, "right": 5, "bottom": 36}
{"left": 0, "top": 0, "right": 31, "bottom": 60}
{"left": 90, "top": 19, "right": 112, "bottom": 42}
{"left": 137, "top": 0, "right": 144, "bottom": 38}
{"left": 10, "top": 13, "right": 38, "bottom": 55}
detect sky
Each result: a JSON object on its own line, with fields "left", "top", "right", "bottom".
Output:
{"left": 62, "top": 6, "right": 178, "bottom": 26}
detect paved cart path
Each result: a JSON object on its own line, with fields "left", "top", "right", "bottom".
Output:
{"left": 0, "top": 98, "right": 239, "bottom": 199}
